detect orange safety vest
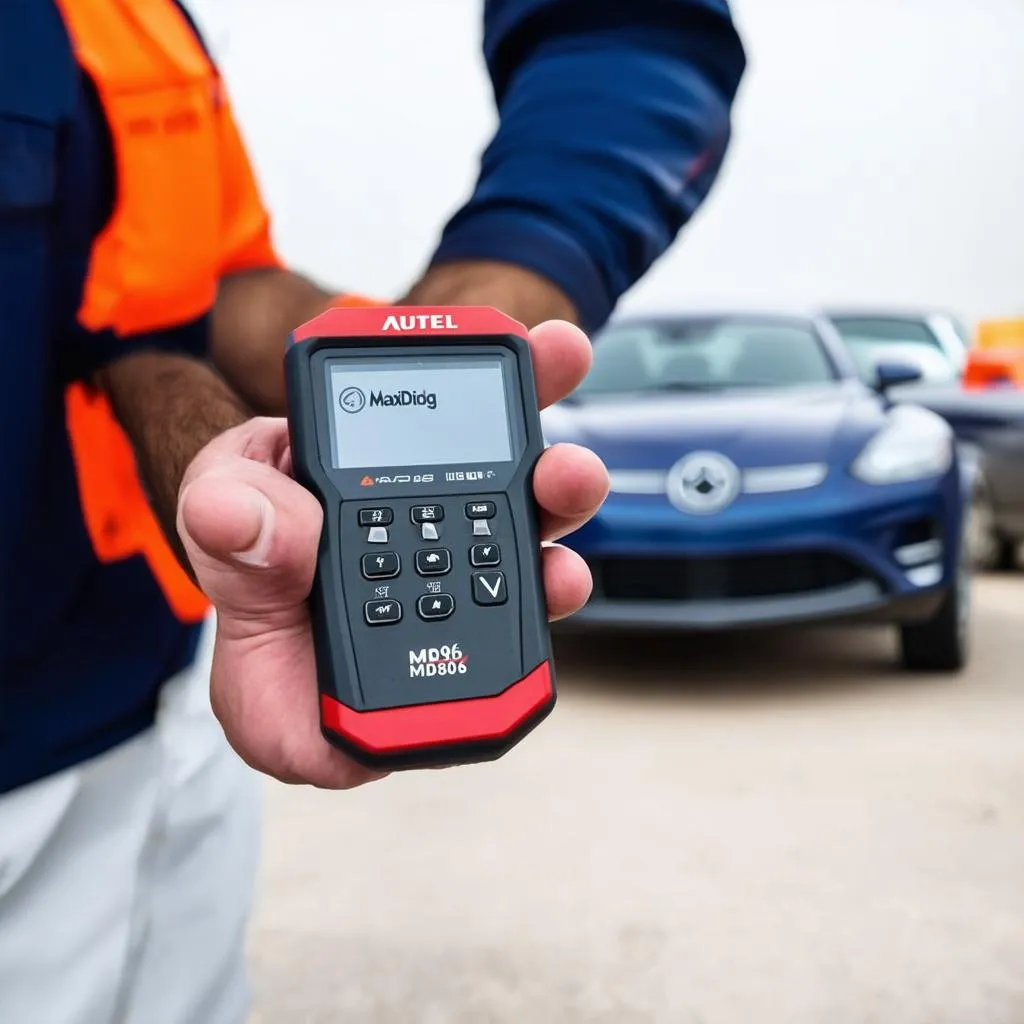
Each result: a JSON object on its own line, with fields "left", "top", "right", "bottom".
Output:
{"left": 55, "top": 0, "right": 284, "bottom": 623}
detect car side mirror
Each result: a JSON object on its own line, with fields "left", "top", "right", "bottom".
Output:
{"left": 874, "top": 360, "right": 922, "bottom": 391}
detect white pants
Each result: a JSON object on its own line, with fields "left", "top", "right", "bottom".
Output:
{"left": 0, "top": 620, "right": 261, "bottom": 1024}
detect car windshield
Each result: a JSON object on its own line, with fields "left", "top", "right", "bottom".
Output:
{"left": 829, "top": 317, "right": 960, "bottom": 385}
{"left": 575, "top": 318, "right": 838, "bottom": 396}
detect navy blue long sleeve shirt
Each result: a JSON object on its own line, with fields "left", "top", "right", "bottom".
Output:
{"left": 0, "top": 0, "right": 744, "bottom": 793}
{"left": 439, "top": 0, "right": 746, "bottom": 331}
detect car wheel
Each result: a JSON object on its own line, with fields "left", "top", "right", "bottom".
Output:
{"left": 899, "top": 551, "right": 970, "bottom": 673}
{"left": 966, "top": 474, "right": 1017, "bottom": 571}
{"left": 992, "top": 535, "right": 1019, "bottom": 572}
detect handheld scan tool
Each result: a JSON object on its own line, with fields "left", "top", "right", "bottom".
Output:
{"left": 285, "top": 306, "right": 554, "bottom": 770}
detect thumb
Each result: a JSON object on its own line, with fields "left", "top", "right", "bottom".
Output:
{"left": 177, "top": 457, "right": 323, "bottom": 627}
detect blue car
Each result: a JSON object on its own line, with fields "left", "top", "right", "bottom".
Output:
{"left": 544, "top": 312, "right": 972, "bottom": 672}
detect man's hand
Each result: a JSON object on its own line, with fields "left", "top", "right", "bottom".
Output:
{"left": 176, "top": 320, "right": 608, "bottom": 789}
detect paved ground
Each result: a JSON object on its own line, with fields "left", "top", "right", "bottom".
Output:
{"left": 249, "top": 576, "right": 1024, "bottom": 1024}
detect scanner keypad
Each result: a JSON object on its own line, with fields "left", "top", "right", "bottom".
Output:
{"left": 351, "top": 497, "right": 511, "bottom": 628}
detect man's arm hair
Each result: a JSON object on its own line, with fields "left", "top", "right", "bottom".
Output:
{"left": 98, "top": 351, "right": 252, "bottom": 572}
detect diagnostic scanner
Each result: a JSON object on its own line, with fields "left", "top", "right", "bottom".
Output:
{"left": 285, "top": 306, "right": 554, "bottom": 770}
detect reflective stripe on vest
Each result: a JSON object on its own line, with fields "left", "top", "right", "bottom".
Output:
{"left": 54, "top": 0, "right": 283, "bottom": 623}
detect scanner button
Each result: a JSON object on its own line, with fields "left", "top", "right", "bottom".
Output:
{"left": 421, "top": 522, "right": 440, "bottom": 542}
{"left": 358, "top": 507, "right": 393, "bottom": 527}
{"left": 361, "top": 551, "right": 400, "bottom": 580}
{"left": 470, "top": 543, "right": 501, "bottom": 567}
{"left": 415, "top": 548, "right": 452, "bottom": 576}
{"left": 364, "top": 599, "right": 402, "bottom": 625}
{"left": 367, "top": 526, "right": 389, "bottom": 544}
{"left": 411, "top": 505, "right": 444, "bottom": 524}
{"left": 466, "top": 501, "right": 496, "bottom": 519}
{"left": 472, "top": 572, "right": 507, "bottom": 606}
{"left": 472, "top": 519, "right": 492, "bottom": 537}
{"left": 417, "top": 594, "right": 455, "bottom": 621}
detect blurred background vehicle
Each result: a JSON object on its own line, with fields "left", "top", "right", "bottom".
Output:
{"left": 824, "top": 309, "right": 971, "bottom": 381}
{"left": 824, "top": 309, "right": 1024, "bottom": 570}
{"left": 977, "top": 317, "right": 1024, "bottom": 352}
{"left": 544, "top": 313, "right": 970, "bottom": 671}
{"left": 964, "top": 317, "right": 1024, "bottom": 390}
{"left": 963, "top": 347, "right": 1024, "bottom": 390}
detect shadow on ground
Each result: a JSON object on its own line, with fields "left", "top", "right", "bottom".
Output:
{"left": 550, "top": 620, "right": 958, "bottom": 704}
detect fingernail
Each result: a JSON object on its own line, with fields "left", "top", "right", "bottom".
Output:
{"left": 233, "top": 487, "right": 276, "bottom": 568}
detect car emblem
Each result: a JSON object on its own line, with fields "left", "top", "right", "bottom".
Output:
{"left": 667, "top": 451, "right": 741, "bottom": 514}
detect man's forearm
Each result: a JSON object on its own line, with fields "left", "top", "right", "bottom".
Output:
{"left": 212, "top": 262, "right": 577, "bottom": 421}
{"left": 99, "top": 352, "right": 252, "bottom": 570}
{"left": 210, "top": 262, "right": 573, "bottom": 417}
{"left": 401, "top": 260, "right": 578, "bottom": 328}
{"left": 211, "top": 268, "right": 336, "bottom": 415}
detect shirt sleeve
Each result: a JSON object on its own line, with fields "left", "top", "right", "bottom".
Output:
{"left": 427, "top": 0, "right": 746, "bottom": 332}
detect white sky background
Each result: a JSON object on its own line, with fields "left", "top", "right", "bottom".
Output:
{"left": 190, "top": 0, "right": 1024, "bottom": 325}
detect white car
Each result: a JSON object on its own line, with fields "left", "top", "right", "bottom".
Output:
{"left": 823, "top": 309, "right": 973, "bottom": 381}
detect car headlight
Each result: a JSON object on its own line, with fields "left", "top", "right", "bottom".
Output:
{"left": 851, "top": 407, "right": 954, "bottom": 485}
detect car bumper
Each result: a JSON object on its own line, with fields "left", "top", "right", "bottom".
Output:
{"left": 560, "top": 476, "right": 961, "bottom": 632}
{"left": 557, "top": 582, "right": 946, "bottom": 632}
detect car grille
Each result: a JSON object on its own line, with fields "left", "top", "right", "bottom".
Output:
{"left": 592, "top": 552, "right": 870, "bottom": 602}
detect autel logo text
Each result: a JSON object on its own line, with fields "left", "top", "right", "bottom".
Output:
{"left": 382, "top": 313, "right": 459, "bottom": 332}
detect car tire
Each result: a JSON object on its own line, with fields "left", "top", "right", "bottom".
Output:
{"left": 991, "top": 535, "right": 1019, "bottom": 572}
{"left": 899, "top": 553, "right": 970, "bottom": 673}
{"left": 967, "top": 473, "right": 1018, "bottom": 571}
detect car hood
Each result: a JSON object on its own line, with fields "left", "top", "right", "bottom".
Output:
{"left": 542, "top": 383, "right": 883, "bottom": 468}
